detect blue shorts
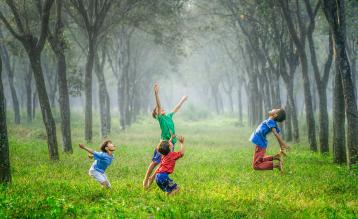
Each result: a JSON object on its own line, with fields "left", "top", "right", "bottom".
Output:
{"left": 156, "top": 173, "right": 177, "bottom": 193}
{"left": 152, "top": 143, "right": 175, "bottom": 163}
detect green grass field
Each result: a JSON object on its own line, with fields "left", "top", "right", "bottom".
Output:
{"left": 0, "top": 114, "right": 357, "bottom": 218}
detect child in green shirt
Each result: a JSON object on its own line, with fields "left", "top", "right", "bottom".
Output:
{"left": 143, "top": 83, "right": 188, "bottom": 189}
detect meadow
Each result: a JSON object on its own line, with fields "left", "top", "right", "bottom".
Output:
{"left": 0, "top": 113, "right": 357, "bottom": 218}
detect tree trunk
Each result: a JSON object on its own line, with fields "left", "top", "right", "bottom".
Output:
{"left": 323, "top": 0, "right": 358, "bottom": 166}
{"left": 0, "top": 45, "right": 20, "bottom": 124}
{"left": 285, "top": 97, "right": 293, "bottom": 142}
{"left": 317, "top": 87, "right": 329, "bottom": 153}
{"left": 238, "top": 81, "right": 243, "bottom": 125}
{"left": 333, "top": 65, "right": 346, "bottom": 164}
{"left": 26, "top": 65, "right": 32, "bottom": 122}
{"left": 29, "top": 53, "right": 59, "bottom": 160}
{"left": 300, "top": 56, "right": 318, "bottom": 151}
{"left": 32, "top": 90, "right": 37, "bottom": 120}
{"left": 0, "top": 50, "right": 11, "bottom": 183}
{"left": 84, "top": 41, "right": 96, "bottom": 142}
{"left": 57, "top": 54, "right": 72, "bottom": 153}
{"left": 95, "top": 53, "right": 110, "bottom": 138}
{"left": 280, "top": 0, "right": 318, "bottom": 151}
{"left": 287, "top": 79, "right": 299, "bottom": 142}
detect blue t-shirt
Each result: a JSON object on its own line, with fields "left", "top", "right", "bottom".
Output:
{"left": 92, "top": 151, "right": 114, "bottom": 173}
{"left": 249, "top": 118, "right": 281, "bottom": 148}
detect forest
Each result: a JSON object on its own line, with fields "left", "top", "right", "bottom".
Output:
{"left": 0, "top": 0, "right": 357, "bottom": 218}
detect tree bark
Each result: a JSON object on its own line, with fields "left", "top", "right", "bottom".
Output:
{"left": 25, "top": 65, "right": 32, "bottom": 122}
{"left": 29, "top": 53, "right": 59, "bottom": 160}
{"left": 84, "top": 41, "right": 95, "bottom": 142}
{"left": 280, "top": 0, "right": 318, "bottom": 151}
{"left": 48, "top": 0, "right": 72, "bottom": 153}
{"left": 333, "top": 64, "right": 346, "bottom": 164}
{"left": 323, "top": 0, "right": 358, "bottom": 166}
{"left": 0, "top": 41, "right": 20, "bottom": 124}
{"left": 0, "top": 48, "right": 11, "bottom": 184}
{"left": 95, "top": 51, "right": 111, "bottom": 138}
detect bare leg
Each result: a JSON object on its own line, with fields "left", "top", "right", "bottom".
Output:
{"left": 147, "top": 173, "right": 156, "bottom": 188}
{"left": 143, "top": 162, "right": 159, "bottom": 189}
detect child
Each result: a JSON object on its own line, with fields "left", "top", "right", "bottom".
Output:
{"left": 79, "top": 140, "right": 116, "bottom": 188}
{"left": 149, "top": 136, "right": 185, "bottom": 195}
{"left": 143, "top": 83, "right": 188, "bottom": 189}
{"left": 249, "top": 108, "right": 288, "bottom": 172}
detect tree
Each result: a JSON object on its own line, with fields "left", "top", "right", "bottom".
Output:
{"left": 279, "top": 0, "right": 318, "bottom": 151}
{"left": 48, "top": 0, "right": 72, "bottom": 153}
{"left": 305, "top": 0, "right": 333, "bottom": 153}
{"left": 0, "top": 42, "right": 11, "bottom": 184}
{"left": 0, "top": 30, "right": 20, "bottom": 124}
{"left": 67, "top": 0, "right": 113, "bottom": 142}
{"left": 0, "top": 0, "right": 59, "bottom": 160}
{"left": 322, "top": 0, "right": 358, "bottom": 166}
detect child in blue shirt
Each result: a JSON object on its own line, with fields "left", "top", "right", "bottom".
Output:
{"left": 79, "top": 140, "right": 116, "bottom": 188}
{"left": 249, "top": 108, "right": 288, "bottom": 172}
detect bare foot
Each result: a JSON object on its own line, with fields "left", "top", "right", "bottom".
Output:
{"left": 278, "top": 159, "right": 284, "bottom": 173}
{"left": 273, "top": 153, "right": 282, "bottom": 161}
{"left": 143, "top": 178, "right": 149, "bottom": 189}
{"left": 168, "top": 187, "right": 180, "bottom": 196}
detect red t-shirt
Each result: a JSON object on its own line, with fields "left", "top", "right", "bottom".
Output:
{"left": 156, "top": 151, "right": 183, "bottom": 174}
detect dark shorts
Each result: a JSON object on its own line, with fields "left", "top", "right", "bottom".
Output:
{"left": 152, "top": 143, "right": 175, "bottom": 163}
{"left": 155, "top": 173, "right": 177, "bottom": 193}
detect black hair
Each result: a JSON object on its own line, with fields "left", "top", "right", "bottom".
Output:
{"left": 157, "top": 141, "right": 171, "bottom": 156}
{"left": 100, "top": 140, "right": 112, "bottom": 153}
{"left": 274, "top": 108, "right": 286, "bottom": 122}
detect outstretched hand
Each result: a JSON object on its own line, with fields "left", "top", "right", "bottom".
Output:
{"left": 154, "top": 83, "right": 159, "bottom": 94}
{"left": 79, "top": 144, "right": 85, "bottom": 149}
{"left": 178, "top": 136, "right": 185, "bottom": 144}
{"left": 181, "top": 96, "right": 188, "bottom": 102}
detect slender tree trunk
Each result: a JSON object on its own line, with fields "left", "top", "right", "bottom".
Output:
{"left": 0, "top": 45, "right": 20, "bottom": 124}
{"left": 32, "top": 90, "right": 37, "bottom": 120}
{"left": 0, "top": 51, "right": 11, "bottom": 183}
{"left": 85, "top": 41, "right": 96, "bottom": 142}
{"left": 29, "top": 53, "right": 59, "bottom": 160}
{"left": 333, "top": 66, "right": 346, "bottom": 163}
{"left": 299, "top": 54, "right": 318, "bottom": 151}
{"left": 57, "top": 54, "right": 72, "bottom": 153}
{"left": 317, "top": 87, "right": 329, "bottom": 153}
{"left": 285, "top": 97, "right": 293, "bottom": 141}
{"left": 238, "top": 82, "right": 243, "bottom": 125}
{"left": 25, "top": 66, "right": 32, "bottom": 122}
{"left": 95, "top": 54, "right": 110, "bottom": 138}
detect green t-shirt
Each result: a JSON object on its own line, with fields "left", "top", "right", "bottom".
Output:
{"left": 157, "top": 112, "right": 176, "bottom": 144}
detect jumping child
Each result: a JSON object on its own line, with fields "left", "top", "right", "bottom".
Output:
{"left": 143, "top": 83, "right": 188, "bottom": 189}
{"left": 249, "top": 108, "right": 288, "bottom": 172}
{"left": 149, "top": 136, "right": 186, "bottom": 195}
{"left": 79, "top": 140, "right": 116, "bottom": 188}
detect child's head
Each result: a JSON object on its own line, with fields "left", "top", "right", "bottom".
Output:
{"left": 152, "top": 106, "right": 166, "bottom": 118}
{"left": 100, "top": 140, "right": 116, "bottom": 153}
{"left": 269, "top": 108, "right": 286, "bottom": 122}
{"left": 157, "top": 141, "right": 171, "bottom": 156}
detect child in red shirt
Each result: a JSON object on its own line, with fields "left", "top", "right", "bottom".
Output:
{"left": 149, "top": 136, "right": 185, "bottom": 196}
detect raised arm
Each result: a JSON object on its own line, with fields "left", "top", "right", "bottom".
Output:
{"left": 79, "top": 144, "right": 94, "bottom": 154}
{"left": 172, "top": 96, "right": 188, "bottom": 113}
{"left": 154, "top": 83, "right": 161, "bottom": 115}
{"left": 272, "top": 128, "right": 288, "bottom": 151}
{"left": 178, "top": 136, "right": 186, "bottom": 155}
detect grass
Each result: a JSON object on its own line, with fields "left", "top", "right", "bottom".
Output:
{"left": 0, "top": 113, "right": 357, "bottom": 218}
